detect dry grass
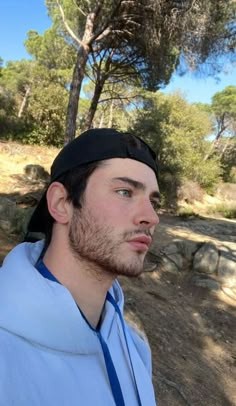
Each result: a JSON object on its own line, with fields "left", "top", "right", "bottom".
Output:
{"left": 206, "top": 203, "right": 236, "bottom": 219}
{"left": 0, "top": 140, "right": 58, "bottom": 195}
{"left": 177, "top": 180, "right": 204, "bottom": 203}
{"left": 216, "top": 183, "right": 236, "bottom": 201}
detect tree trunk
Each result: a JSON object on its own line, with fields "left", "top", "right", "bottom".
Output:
{"left": 64, "top": 9, "right": 100, "bottom": 143}
{"left": 219, "top": 137, "right": 231, "bottom": 160}
{"left": 64, "top": 45, "right": 90, "bottom": 143}
{"left": 108, "top": 99, "right": 114, "bottom": 128}
{"left": 18, "top": 86, "right": 30, "bottom": 118}
{"left": 98, "top": 111, "right": 104, "bottom": 128}
{"left": 204, "top": 115, "right": 226, "bottom": 160}
{"left": 83, "top": 77, "right": 106, "bottom": 130}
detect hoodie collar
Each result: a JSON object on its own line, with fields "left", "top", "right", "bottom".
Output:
{"left": 0, "top": 241, "right": 124, "bottom": 354}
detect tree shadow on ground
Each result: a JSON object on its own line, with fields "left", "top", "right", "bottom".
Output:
{"left": 0, "top": 182, "right": 46, "bottom": 248}
{"left": 1, "top": 171, "right": 47, "bottom": 202}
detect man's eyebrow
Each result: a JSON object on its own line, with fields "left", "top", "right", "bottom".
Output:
{"left": 111, "top": 177, "right": 160, "bottom": 199}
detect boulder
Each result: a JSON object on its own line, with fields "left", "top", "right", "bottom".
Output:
{"left": 24, "top": 164, "right": 49, "bottom": 181}
{"left": 0, "top": 196, "right": 34, "bottom": 236}
{"left": 146, "top": 238, "right": 236, "bottom": 293}
{"left": 165, "top": 253, "right": 184, "bottom": 270}
{"left": 162, "top": 243, "right": 179, "bottom": 256}
{"left": 161, "top": 243, "right": 184, "bottom": 271}
{"left": 161, "top": 256, "right": 179, "bottom": 273}
{"left": 175, "top": 239, "right": 200, "bottom": 262}
{"left": 193, "top": 242, "right": 219, "bottom": 274}
{"left": 217, "top": 252, "right": 236, "bottom": 288}
{"left": 192, "top": 274, "right": 220, "bottom": 291}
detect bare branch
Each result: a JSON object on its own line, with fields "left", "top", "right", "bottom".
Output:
{"left": 73, "top": 0, "right": 87, "bottom": 17}
{"left": 98, "top": 95, "right": 139, "bottom": 104}
{"left": 95, "top": 28, "right": 112, "bottom": 42}
{"left": 56, "top": 0, "right": 83, "bottom": 47}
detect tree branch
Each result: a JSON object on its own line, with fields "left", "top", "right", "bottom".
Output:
{"left": 56, "top": 0, "right": 83, "bottom": 47}
{"left": 98, "top": 94, "right": 139, "bottom": 104}
{"left": 88, "top": 0, "right": 123, "bottom": 44}
{"left": 73, "top": 0, "right": 87, "bottom": 17}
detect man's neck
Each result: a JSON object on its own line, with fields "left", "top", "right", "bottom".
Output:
{"left": 43, "top": 239, "right": 114, "bottom": 329}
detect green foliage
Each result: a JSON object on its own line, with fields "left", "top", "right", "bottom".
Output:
{"left": 181, "top": 0, "right": 236, "bottom": 74}
{"left": 46, "top": 0, "right": 86, "bottom": 40}
{"left": 0, "top": 60, "right": 32, "bottom": 91}
{"left": 212, "top": 85, "right": 236, "bottom": 120}
{"left": 228, "top": 167, "right": 236, "bottom": 183}
{"left": 19, "top": 82, "right": 67, "bottom": 146}
{"left": 82, "top": 78, "right": 140, "bottom": 131}
{"left": 216, "top": 138, "right": 236, "bottom": 182}
{"left": 211, "top": 85, "right": 236, "bottom": 137}
{"left": 42, "top": 0, "right": 236, "bottom": 141}
{"left": 0, "top": 57, "right": 3, "bottom": 76}
{"left": 1, "top": 0, "right": 236, "bottom": 152}
{"left": 193, "top": 87, "right": 236, "bottom": 182}
{"left": 130, "top": 92, "right": 222, "bottom": 200}
{"left": 25, "top": 28, "right": 76, "bottom": 72}
{"left": 0, "top": 63, "right": 21, "bottom": 137}
{"left": 0, "top": 60, "right": 68, "bottom": 145}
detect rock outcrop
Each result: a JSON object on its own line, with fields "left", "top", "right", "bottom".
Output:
{"left": 146, "top": 239, "right": 236, "bottom": 293}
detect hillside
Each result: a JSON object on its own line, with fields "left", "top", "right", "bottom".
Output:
{"left": 0, "top": 141, "right": 235, "bottom": 406}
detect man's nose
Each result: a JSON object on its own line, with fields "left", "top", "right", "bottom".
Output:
{"left": 133, "top": 199, "right": 159, "bottom": 227}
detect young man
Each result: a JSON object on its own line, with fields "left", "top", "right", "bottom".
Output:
{"left": 0, "top": 128, "right": 160, "bottom": 405}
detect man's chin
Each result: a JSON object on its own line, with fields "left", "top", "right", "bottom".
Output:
{"left": 115, "top": 257, "right": 145, "bottom": 277}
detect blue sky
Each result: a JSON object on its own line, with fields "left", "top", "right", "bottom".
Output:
{"left": 0, "top": 0, "right": 235, "bottom": 104}
{"left": 0, "top": 0, "right": 51, "bottom": 61}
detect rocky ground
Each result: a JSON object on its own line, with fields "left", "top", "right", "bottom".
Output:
{"left": 0, "top": 141, "right": 235, "bottom": 405}
{"left": 122, "top": 214, "right": 236, "bottom": 406}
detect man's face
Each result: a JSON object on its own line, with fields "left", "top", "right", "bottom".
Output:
{"left": 68, "top": 158, "right": 160, "bottom": 277}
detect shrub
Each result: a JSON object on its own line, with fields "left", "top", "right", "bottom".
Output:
{"left": 206, "top": 203, "right": 236, "bottom": 219}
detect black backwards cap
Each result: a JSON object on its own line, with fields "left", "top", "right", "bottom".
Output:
{"left": 27, "top": 128, "right": 158, "bottom": 234}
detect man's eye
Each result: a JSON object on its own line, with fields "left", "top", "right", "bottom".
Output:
{"left": 116, "top": 189, "right": 132, "bottom": 197}
{"left": 151, "top": 200, "right": 161, "bottom": 211}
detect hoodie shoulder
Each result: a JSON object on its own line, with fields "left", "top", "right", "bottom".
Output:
{"left": 126, "top": 321, "right": 152, "bottom": 377}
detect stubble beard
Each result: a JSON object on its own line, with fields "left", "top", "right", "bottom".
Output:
{"left": 68, "top": 206, "right": 147, "bottom": 278}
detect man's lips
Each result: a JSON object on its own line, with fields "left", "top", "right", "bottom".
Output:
{"left": 127, "top": 235, "right": 152, "bottom": 251}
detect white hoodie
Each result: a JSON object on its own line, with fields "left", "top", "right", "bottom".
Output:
{"left": 0, "top": 241, "right": 156, "bottom": 406}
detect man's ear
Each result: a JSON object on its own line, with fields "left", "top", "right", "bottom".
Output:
{"left": 46, "top": 182, "right": 71, "bottom": 224}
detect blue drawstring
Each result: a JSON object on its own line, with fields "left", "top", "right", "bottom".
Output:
{"left": 107, "top": 292, "right": 142, "bottom": 406}
{"left": 97, "top": 331, "right": 125, "bottom": 406}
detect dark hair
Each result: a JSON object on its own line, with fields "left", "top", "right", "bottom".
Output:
{"left": 42, "top": 160, "right": 103, "bottom": 249}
